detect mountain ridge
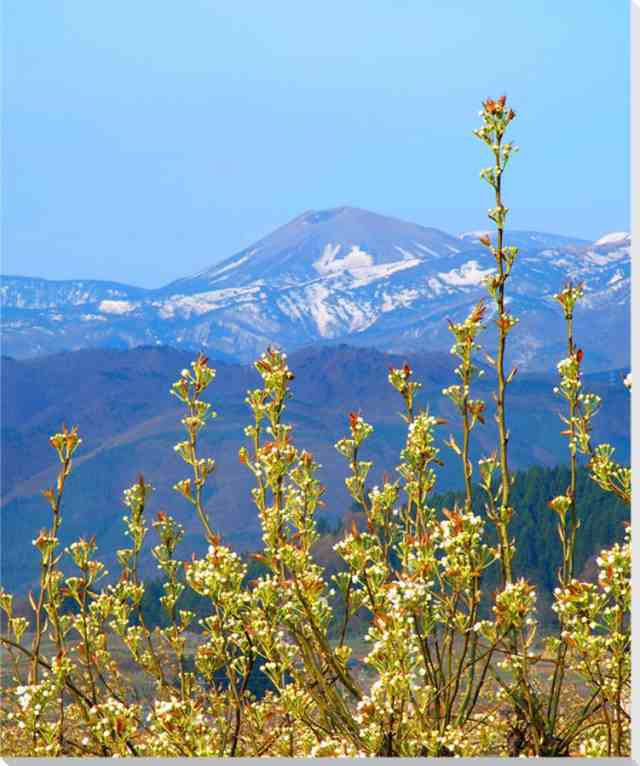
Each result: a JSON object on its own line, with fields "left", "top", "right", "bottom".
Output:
{"left": 1, "top": 207, "right": 630, "bottom": 372}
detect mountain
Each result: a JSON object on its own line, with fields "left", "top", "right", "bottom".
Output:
{"left": 1, "top": 208, "right": 630, "bottom": 372}
{"left": 1, "top": 344, "right": 630, "bottom": 594}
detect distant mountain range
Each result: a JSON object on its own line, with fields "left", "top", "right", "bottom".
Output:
{"left": 1, "top": 207, "right": 630, "bottom": 372}
{"left": 1, "top": 344, "right": 629, "bottom": 594}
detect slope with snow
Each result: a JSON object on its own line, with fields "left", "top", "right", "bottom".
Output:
{"left": 0, "top": 209, "right": 630, "bottom": 373}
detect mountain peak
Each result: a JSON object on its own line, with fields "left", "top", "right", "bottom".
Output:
{"left": 167, "top": 206, "right": 465, "bottom": 293}
{"left": 292, "top": 206, "right": 363, "bottom": 225}
{"left": 289, "top": 205, "right": 439, "bottom": 230}
{"left": 594, "top": 232, "right": 630, "bottom": 247}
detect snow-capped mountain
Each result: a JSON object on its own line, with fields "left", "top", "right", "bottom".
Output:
{"left": 1, "top": 207, "right": 630, "bottom": 372}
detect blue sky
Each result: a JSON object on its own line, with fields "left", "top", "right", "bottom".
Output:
{"left": 2, "top": 1, "right": 629, "bottom": 287}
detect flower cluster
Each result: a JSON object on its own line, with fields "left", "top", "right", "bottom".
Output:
{"left": 589, "top": 443, "right": 631, "bottom": 504}
{"left": 554, "top": 282, "right": 584, "bottom": 320}
{"left": 388, "top": 362, "right": 422, "bottom": 420}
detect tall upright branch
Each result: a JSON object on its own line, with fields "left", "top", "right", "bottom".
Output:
{"left": 474, "top": 96, "right": 519, "bottom": 585}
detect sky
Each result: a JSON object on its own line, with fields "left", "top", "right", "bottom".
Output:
{"left": 2, "top": 1, "right": 630, "bottom": 287}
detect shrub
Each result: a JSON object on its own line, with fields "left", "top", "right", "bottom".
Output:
{"left": 0, "top": 96, "right": 630, "bottom": 757}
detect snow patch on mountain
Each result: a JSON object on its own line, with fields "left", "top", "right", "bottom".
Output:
{"left": 414, "top": 243, "right": 441, "bottom": 257}
{"left": 427, "top": 277, "right": 445, "bottom": 295}
{"left": 583, "top": 248, "right": 630, "bottom": 266}
{"left": 313, "top": 243, "right": 373, "bottom": 275}
{"left": 438, "top": 260, "right": 493, "bottom": 287}
{"left": 348, "top": 258, "right": 420, "bottom": 288}
{"left": 99, "top": 300, "right": 136, "bottom": 315}
{"left": 459, "top": 230, "right": 491, "bottom": 241}
{"left": 335, "top": 297, "right": 377, "bottom": 333}
{"left": 394, "top": 245, "right": 418, "bottom": 261}
{"left": 594, "top": 232, "right": 630, "bottom": 247}
{"left": 303, "top": 283, "right": 333, "bottom": 336}
{"left": 157, "top": 286, "right": 263, "bottom": 319}
{"left": 381, "top": 288, "right": 419, "bottom": 312}
{"left": 208, "top": 256, "right": 250, "bottom": 280}
{"left": 275, "top": 294, "right": 306, "bottom": 321}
